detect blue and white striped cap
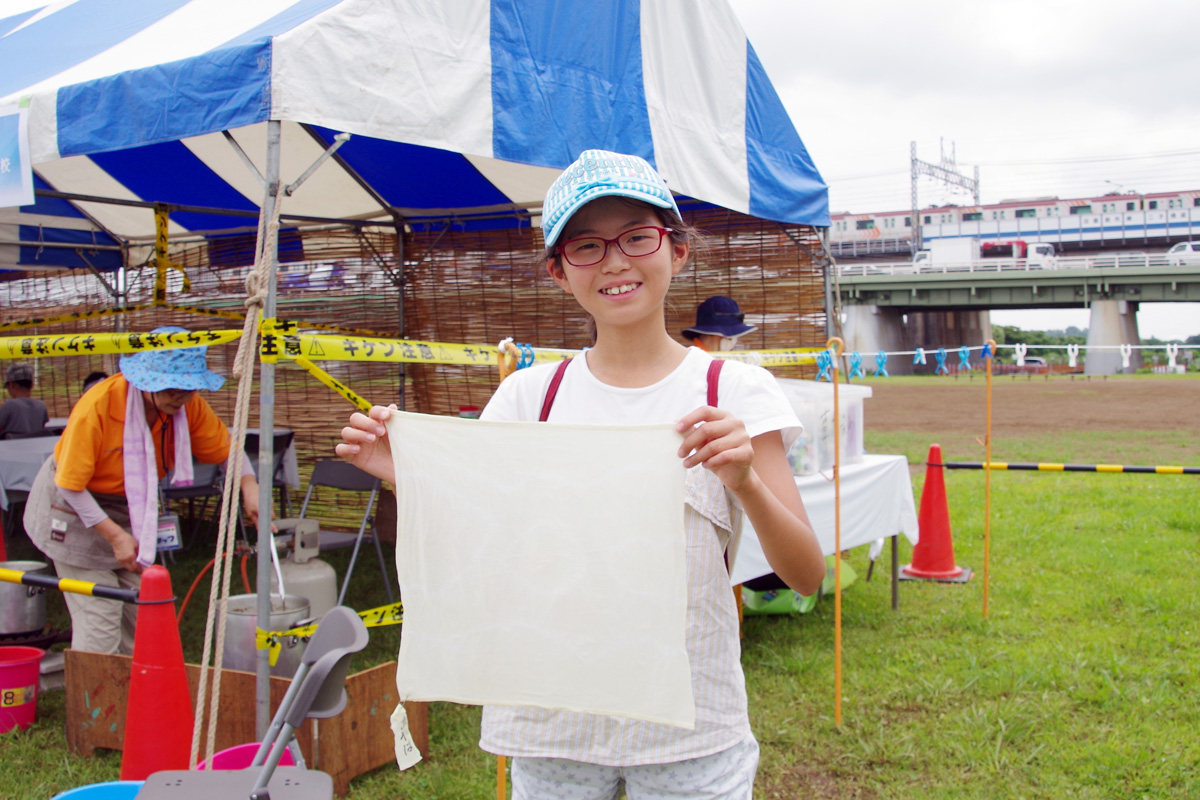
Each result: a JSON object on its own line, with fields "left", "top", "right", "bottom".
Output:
{"left": 541, "top": 150, "right": 680, "bottom": 249}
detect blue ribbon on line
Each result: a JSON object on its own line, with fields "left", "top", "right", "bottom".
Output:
{"left": 849, "top": 351, "right": 865, "bottom": 379}
{"left": 958, "top": 346, "right": 971, "bottom": 370}
{"left": 935, "top": 347, "right": 949, "bottom": 375}
{"left": 816, "top": 350, "right": 833, "bottom": 382}
{"left": 874, "top": 350, "right": 889, "bottom": 378}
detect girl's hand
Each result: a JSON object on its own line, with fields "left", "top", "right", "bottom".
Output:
{"left": 675, "top": 406, "right": 755, "bottom": 492}
{"left": 335, "top": 404, "right": 398, "bottom": 484}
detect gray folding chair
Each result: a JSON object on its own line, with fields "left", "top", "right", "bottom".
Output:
{"left": 159, "top": 461, "right": 244, "bottom": 547}
{"left": 290, "top": 460, "right": 395, "bottom": 606}
{"left": 243, "top": 430, "right": 296, "bottom": 518}
{"left": 135, "top": 605, "right": 369, "bottom": 800}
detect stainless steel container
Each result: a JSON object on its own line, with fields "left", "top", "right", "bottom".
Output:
{"left": 0, "top": 561, "right": 50, "bottom": 636}
{"left": 221, "top": 594, "right": 311, "bottom": 678}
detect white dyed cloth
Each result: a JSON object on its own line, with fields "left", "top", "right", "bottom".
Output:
{"left": 386, "top": 410, "right": 695, "bottom": 729}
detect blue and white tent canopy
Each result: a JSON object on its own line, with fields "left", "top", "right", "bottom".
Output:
{"left": 0, "top": 0, "right": 828, "bottom": 273}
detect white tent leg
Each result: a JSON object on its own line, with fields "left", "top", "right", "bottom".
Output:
{"left": 256, "top": 120, "right": 282, "bottom": 737}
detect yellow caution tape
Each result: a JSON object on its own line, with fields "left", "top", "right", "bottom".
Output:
{"left": 726, "top": 348, "right": 826, "bottom": 367}
{"left": 0, "top": 305, "right": 155, "bottom": 333}
{"left": 2, "top": 308, "right": 822, "bottom": 378}
{"left": 274, "top": 332, "right": 510, "bottom": 367}
{"left": 0, "top": 329, "right": 242, "bottom": 359}
{"left": 162, "top": 304, "right": 248, "bottom": 323}
{"left": 270, "top": 330, "right": 818, "bottom": 369}
{"left": 274, "top": 317, "right": 394, "bottom": 338}
{"left": 154, "top": 205, "right": 191, "bottom": 300}
{"left": 255, "top": 601, "right": 403, "bottom": 666}
{"left": 293, "top": 356, "right": 373, "bottom": 413}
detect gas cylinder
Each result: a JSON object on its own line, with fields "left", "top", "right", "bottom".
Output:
{"left": 270, "top": 518, "right": 339, "bottom": 618}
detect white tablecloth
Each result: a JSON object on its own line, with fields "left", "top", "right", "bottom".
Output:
{"left": 730, "top": 454, "right": 920, "bottom": 585}
{"left": 0, "top": 435, "right": 59, "bottom": 511}
{"left": 0, "top": 428, "right": 302, "bottom": 512}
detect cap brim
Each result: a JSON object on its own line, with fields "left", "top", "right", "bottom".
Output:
{"left": 543, "top": 188, "right": 678, "bottom": 248}
{"left": 681, "top": 324, "right": 757, "bottom": 338}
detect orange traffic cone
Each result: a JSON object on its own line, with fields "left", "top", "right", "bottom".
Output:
{"left": 120, "top": 565, "right": 193, "bottom": 780}
{"left": 901, "top": 444, "right": 971, "bottom": 583}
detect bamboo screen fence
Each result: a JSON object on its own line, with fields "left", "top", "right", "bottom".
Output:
{"left": 2, "top": 209, "right": 826, "bottom": 540}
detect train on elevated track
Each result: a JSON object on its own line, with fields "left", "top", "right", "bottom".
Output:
{"left": 829, "top": 188, "right": 1200, "bottom": 257}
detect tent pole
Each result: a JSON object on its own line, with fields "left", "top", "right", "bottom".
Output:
{"left": 255, "top": 120, "right": 282, "bottom": 737}
{"left": 395, "top": 221, "right": 406, "bottom": 411}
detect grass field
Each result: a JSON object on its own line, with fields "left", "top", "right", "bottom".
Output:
{"left": 3, "top": 375, "right": 1198, "bottom": 799}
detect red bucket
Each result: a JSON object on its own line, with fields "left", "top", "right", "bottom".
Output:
{"left": 0, "top": 646, "right": 45, "bottom": 732}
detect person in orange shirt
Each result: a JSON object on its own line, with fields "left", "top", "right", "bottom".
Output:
{"left": 25, "top": 327, "right": 261, "bottom": 655}
{"left": 681, "top": 296, "right": 757, "bottom": 352}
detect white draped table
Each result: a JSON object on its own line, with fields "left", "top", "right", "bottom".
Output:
{"left": 730, "top": 454, "right": 920, "bottom": 609}
{"left": 0, "top": 435, "right": 60, "bottom": 511}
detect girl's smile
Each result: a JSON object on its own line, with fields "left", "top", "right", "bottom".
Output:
{"left": 599, "top": 281, "right": 641, "bottom": 297}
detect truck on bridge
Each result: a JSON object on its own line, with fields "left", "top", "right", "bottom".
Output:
{"left": 912, "top": 238, "right": 1057, "bottom": 270}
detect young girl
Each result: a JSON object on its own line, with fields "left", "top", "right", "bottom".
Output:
{"left": 337, "top": 149, "right": 825, "bottom": 799}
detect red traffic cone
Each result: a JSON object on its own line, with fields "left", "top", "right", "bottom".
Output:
{"left": 902, "top": 444, "right": 971, "bottom": 583}
{"left": 120, "top": 565, "right": 193, "bottom": 780}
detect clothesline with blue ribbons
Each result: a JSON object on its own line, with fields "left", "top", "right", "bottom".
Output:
{"left": 812, "top": 342, "right": 1198, "bottom": 381}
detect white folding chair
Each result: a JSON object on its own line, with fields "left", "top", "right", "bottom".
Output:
{"left": 136, "top": 606, "right": 369, "bottom": 800}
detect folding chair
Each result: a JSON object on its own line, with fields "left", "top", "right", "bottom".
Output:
{"left": 244, "top": 430, "right": 296, "bottom": 518}
{"left": 135, "top": 605, "right": 369, "bottom": 800}
{"left": 159, "top": 461, "right": 245, "bottom": 547}
{"left": 291, "top": 460, "right": 394, "bottom": 606}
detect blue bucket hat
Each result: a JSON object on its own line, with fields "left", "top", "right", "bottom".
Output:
{"left": 682, "top": 296, "right": 757, "bottom": 340}
{"left": 541, "top": 149, "right": 681, "bottom": 249}
{"left": 119, "top": 326, "right": 225, "bottom": 392}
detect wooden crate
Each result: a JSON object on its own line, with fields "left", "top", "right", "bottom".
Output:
{"left": 64, "top": 651, "right": 427, "bottom": 796}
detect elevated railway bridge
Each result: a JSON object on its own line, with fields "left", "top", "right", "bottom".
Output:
{"left": 834, "top": 254, "right": 1200, "bottom": 375}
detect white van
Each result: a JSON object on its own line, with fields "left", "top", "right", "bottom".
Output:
{"left": 1166, "top": 241, "right": 1200, "bottom": 266}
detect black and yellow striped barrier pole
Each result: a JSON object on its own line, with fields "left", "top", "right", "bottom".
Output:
{"left": 0, "top": 566, "right": 147, "bottom": 604}
{"left": 945, "top": 462, "right": 1199, "bottom": 475}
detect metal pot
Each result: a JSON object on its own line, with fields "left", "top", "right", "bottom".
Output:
{"left": 221, "top": 594, "right": 311, "bottom": 678}
{"left": 0, "top": 561, "right": 50, "bottom": 636}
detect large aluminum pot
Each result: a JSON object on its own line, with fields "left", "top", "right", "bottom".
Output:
{"left": 221, "top": 594, "right": 311, "bottom": 678}
{"left": 0, "top": 561, "right": 50, "bottom": 636}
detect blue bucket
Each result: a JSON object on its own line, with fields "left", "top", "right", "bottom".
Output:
{"left": 51, "top": 781, "right": 144, "bottom": 799}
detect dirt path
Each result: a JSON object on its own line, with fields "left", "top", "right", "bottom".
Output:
{"left": 863, "top": 376, "right": 1199, "bottom": 435}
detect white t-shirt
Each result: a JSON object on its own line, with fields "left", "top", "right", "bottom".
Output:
{"left": 478, "top": 347, "right": 800, "bottom": 765}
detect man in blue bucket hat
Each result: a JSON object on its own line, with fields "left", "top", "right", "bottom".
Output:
{"left": 25, "top": 326, "right": 262, "bottom": 655}
{"left": 682, "top": 296, "right": 757, "bottom": 352}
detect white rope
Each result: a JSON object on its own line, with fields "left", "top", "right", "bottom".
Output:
{"left": 188, "top": 183, "right": 282, "bottom": 768}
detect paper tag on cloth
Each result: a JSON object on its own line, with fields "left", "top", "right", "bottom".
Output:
{"left": 390, "top": 703, "right": 423, "bottom": 770}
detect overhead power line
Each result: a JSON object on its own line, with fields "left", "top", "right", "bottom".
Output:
{"left": 971, "top": 149, "right": 1200, "bottom": 168}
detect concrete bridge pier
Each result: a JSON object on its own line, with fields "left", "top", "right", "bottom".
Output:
{"left": 842, "top": 305, "right": 912, "bottom": 374}
{"left": 842, "top": 306, "right": 992, "bottom": 375}
{"left": 1085, "top": 300, "right": 1143, "bottom": 375}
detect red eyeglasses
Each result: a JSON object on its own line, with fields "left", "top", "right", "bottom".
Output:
{"left": 556, "top": 226, "right": 674, "bottom": 267}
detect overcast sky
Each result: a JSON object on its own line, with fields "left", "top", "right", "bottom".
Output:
{"left": 728, "top": 0, "right": 1200, "bottom": 340}
{"left": 4, "top": 1, "right": 1195, "bottom": 338}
